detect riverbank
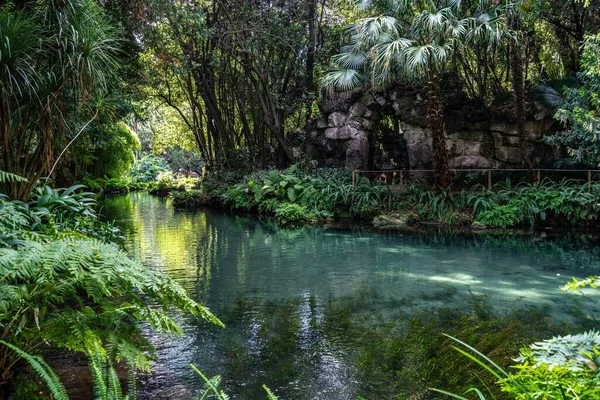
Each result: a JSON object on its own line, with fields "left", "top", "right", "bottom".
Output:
{"left": 138, "top": 166, "right": 600, "bottom": 233}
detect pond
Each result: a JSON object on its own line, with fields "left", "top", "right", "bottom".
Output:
{"left": 101, "top": 193, "right": 600, "bottom": 400}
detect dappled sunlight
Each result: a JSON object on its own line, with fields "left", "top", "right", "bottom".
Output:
{"left": 101, "top": 194, "right": 600, "bottom": 399}
{"left": 428, "top": 274, "right": 482, "bottom": 284}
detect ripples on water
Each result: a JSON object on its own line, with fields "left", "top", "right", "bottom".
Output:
{"left": 100, "top": 193, "right": 600, "bottom": 399}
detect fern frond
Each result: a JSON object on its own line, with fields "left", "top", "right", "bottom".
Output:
{"left": 0, "top": 340, "right": 68, "bottom": 400}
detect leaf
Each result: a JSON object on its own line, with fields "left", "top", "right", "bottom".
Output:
{"left": 287, "top": 188, "right": 297, "bottom": 202}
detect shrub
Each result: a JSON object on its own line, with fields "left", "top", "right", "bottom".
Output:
{"left": 274, "top": 203, "right": 308, "bottom": 225}
{"left": 171, "top": 190, "right": 208, "bottom": 209}
{"left": 103, "top": 177, "right": 131, "bottom": 193}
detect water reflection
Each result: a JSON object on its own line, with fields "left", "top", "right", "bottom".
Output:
{"left": 101, "top": 193, "right": 600, "bottom": 399}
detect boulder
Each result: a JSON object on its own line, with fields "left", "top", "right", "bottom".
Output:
{"left": 494, "top": 147, "right": 522, "bottom": 164}
{"left": 316, "top": 117, "right": 328, "bottom": 129}
{"left": 325, "top": 125, "right": 364, "bottom": 140}
{"left": 348, "top": 117, "right": 376, "bottom": 131}
{"left": 372, "top": 212, "right": 412, "bottom": 230}
{"left": 489, "top": 121, "right": 517, "bottom": 135}
{"left": 328, "top": 112, "right": 348, "bottom": 127}
{"left": 345, "top": 136, "right": 369, "bottom": 169}
{"left": 349, "top": 103, "right": 368, "bottom": 118}
{"left": 402, "top": 123, "right": 433, "bottom": 169}
{"left": 449, "top": 156, "right": 490, "bottom": 169}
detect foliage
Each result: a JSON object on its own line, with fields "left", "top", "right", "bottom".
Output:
{"left": 104, "top": 177, "right": 132, "bottom": 194}
{"left": 0, "top": 340, "right": 68, "bottom": 400}
{"left": 129, "top": 154, "right": 170, "bottom": 183}
{"left": 160, "top": 146, "right": 203, "bottom": 175}
{"left": 547, "top": 33, "right": 600, "bottom": 167}
{"left": 171, "top": 190, "right": 208, "bottom": 209}
{"left": 514, "top": 331, "right": 600, "bottom": 371}
{"left": 0, "top": 0, "right": 124, "bottom": 199}
{"left": 0, "top": 184, "right": 222, "bottom": 394}
{"left": 84, "top": 122, "right": 141, "bottom": 180}
{"left": 398, "top": 178, "right": 600, "bottom": 228}
{"left": 0, "top": 184, "right": 122, "bottom": 245}
{"left": 89, "top": 343, "right": 137, "bottom": 400}
{"left": 274, "top": 203, "right": 308, "bottom": 225}
{"left": 438, "top": 331, "right": 600, "bottom": 400}
{"left": 174, "top": 166, "right": 387, "bottom": 222}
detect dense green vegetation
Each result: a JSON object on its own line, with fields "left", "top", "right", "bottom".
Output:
{"left": 0, "top": 172, "right": 221, "bottom": 397}
{"left": 168, "top": 167, "right": 600, "bottom": 230}
{"left": 1, "top": 0, "right": 600, "bottom": 397}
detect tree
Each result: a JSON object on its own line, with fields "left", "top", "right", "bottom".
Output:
{"left": 0, "top": 0, "right": 120, "bottom": 199}
{"left": 507, "top": 5, "right": 535, "bottom": 179}
{"left": 323, "top": 0, "right": 506, "bottom": 188}
{"left": 546, "top": 33, "right": 600, "bottom": 166}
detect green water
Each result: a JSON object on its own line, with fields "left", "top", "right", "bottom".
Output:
{"left": 102, "top": 193, "right": 600, "bottom": 399}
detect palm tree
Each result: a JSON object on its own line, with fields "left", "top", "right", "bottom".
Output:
{"left": 323, "top": 0, "right": 506, "bottom": 188}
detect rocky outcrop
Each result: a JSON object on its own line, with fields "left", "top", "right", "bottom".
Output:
{"left": 307, "top": 86, "right": 556, "bottom": 171}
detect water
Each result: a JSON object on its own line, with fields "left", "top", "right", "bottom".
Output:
{"left": 101, "top": 193, "right": 600, "bottom": 399}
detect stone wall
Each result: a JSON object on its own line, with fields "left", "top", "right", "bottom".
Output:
{"left": 306, "top": 86, "right": 556, "bottom": 171}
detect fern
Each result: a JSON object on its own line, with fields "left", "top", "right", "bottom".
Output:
{"left": 263, "top": 385, "right": 278, "bottom": 400}
{"left": 89, "top": 343, "right": 128, "bottom": 400}
{"left": 191, "top": 364, "right": 230, "bottom": 400}
{"left": 0, "top": 340, "right": 68, "bottom": 400}
{"left": 0, "top": 236, "right": 222, "bottom": 386}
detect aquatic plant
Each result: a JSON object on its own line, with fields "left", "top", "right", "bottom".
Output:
{"left": 192, "top": 365, "right": 279, "bottom": 400}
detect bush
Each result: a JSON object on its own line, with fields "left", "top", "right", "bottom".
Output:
{"left": 171, "top": 190, "right": 208, "bottom": 208}
{"left": 501, "top": 331, "right": 600, "bottom": 398}
{"left": 148, "top": 171, "right": 176, "bottom": 195}
{"left": 274, "top": 203, "right": 308, "bottom": 225}
{"left": 103, "top": 177, "right": 131, "bottom": 193}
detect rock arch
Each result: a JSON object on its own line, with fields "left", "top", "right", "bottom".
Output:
{"left": 307, "top": 86, "right": 556, "bottom": 171}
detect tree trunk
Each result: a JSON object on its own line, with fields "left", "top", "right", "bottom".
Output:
{"left": 426, "top": 79, "right": 451, "bottom": 188}
{"left": 305, "top": 0, "right": 316, "bottom": 123}
{"left": 509, "top": 15, "right": 535, "bottom": 181}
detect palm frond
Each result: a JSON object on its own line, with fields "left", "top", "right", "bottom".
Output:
{"left": 321, "top": 68, "right": 362, "bottom": 91}
{"left": 0, "top": 170, "right": 27, "bottom": 184}
{"left": 332, "top": 52, "right": 367, "bottom": 69}
{"left": 534, "top": 77, "right": 580, "bottom": 116}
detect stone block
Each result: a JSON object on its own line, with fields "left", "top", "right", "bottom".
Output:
{"left": 349, "top": 103, "right": 368, "bottom": 118}
{"left": 316, "top": 117, "right": 328, "bottom": 129}
{"left": 490, "top": 121, "right": 517, "bottom": 135}
{"left": 449, "top": 156, "right": 490, "bottom": 169}
{"left": 349, "top": 117, "right": 376, "bottom": 131}
{"left": 325, "top": 128, "right": 339, "bottom": 140}
{"left": 345, "top": 137, "right": 369, "bottom": 170}
{"left": 328, "top": 112, "right": 348, "bottom": 127}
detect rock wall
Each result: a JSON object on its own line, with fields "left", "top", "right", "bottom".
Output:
{"left": 306, "top": 86, "right": 556, "bottom": 171}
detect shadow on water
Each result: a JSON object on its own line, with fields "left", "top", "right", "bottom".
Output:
{"left": 94, "top": 193, "right": 600, "bottom": 400}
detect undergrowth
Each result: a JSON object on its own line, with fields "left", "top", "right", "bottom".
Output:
{"left": 169, "top": 167, "right": 600, "bottom": 229}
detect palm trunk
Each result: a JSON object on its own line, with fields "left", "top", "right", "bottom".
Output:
{"left": 426, "top": 79, "right": 451, "bottom": 188}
